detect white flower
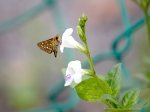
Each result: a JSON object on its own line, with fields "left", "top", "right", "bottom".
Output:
{"left": 64, "top": 60, "right": 85, "bottom": 86}
{"left": 60, "top": 28, "right": 85, "bottom": 53}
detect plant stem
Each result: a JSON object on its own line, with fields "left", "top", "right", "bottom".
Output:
{"left": 84, "top": 37, "right": 96, "bottom": 76}
{"left": 144, "top": 11, "right": 150, "bottom": 46}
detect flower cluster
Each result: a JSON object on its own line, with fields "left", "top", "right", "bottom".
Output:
{"left": 60, "top": 28, "right": 86, "bottom": 87}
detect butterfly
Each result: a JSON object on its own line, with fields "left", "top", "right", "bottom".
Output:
{"left": 37, "top": 35, "right": 61, "bottom": 57}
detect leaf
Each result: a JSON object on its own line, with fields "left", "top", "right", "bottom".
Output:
{"left": 104, "top": 108, "right": 140, "bottom": 112}
{"left": 106, "top": 64, "right": 122, "bottom": 96}
{"left": 145, "top": 71, "right": 150, "bottom": 81}
{"left": 101, "top": 94, "right": 119, "bottom": 108}
{"left": 75, "top": 77, "right": 112, "bottom": 102}
{"left": 122, "top": 89, "right": 140, "bottom": 108}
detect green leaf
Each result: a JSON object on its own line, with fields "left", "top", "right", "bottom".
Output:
{"left": 75, "top": 77, "right": 112, "bottom": 102}
{"left": 122, "top": 89, "right": 140, "bottom": 108}
{"left": 101, "top": 94, "right": 119, "bottom": 108}
{"left": 145, "top": 71, "right": 150, "bottom": 81}
{"left": 104, "top": 108, "right": 140, "bottom": 112}
{"left": 106, "top": 64, "right": 122, "bottom": 96}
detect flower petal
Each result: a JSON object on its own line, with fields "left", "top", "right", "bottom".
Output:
{"left": 68, "top": 60, "right": 81, "bottom": 71}
{"left": 60, "top": 45, "right": 64, "bottom": 53}
{"left": 62, "top": 36, "right": 78, "bottom": 48}
{"left": 60, "top": 28, "right": 85, "bottom": 53}
{"left": 64, "top": 60, "right": 84, "bottom": 87}
{"left": 60, "top": 35, "right": 79, "bottom": 53}
{"left": 73, "top": 73, "right": 82, "bottom": 83}
{"left": 62, "top": 28, "right": 73, "bottom": 37}
{"left": 64, "top": 74, "right": 73, "bottom": 86}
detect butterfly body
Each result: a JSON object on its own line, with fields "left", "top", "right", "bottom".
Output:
{"left": 37, "top": 35, "right": 61, "bottom": 57}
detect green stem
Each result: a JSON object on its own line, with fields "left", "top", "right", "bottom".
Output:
{"left": 84, "top": 37, "right": 96, "bottom": 76}
{"left": 144, "top": 11, "right": 150, "bottom": 46}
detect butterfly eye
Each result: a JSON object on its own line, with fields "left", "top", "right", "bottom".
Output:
{"left": 56, "top": 36, "right": 58, "bottom": 40}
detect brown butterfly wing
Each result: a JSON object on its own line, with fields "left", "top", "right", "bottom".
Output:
{"left": 37, "top": 38, "right": 54, "bottom": 54}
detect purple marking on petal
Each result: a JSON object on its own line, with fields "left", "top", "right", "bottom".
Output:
{"left": 65, "top": 74, "right": 72, "bottom": 81}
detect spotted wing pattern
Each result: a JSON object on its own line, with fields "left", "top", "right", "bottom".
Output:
{"left": 37, "top": 35, "right": 61, "bottom": 57}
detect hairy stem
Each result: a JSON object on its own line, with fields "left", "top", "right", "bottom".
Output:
{"left": 84, "top": 36, "right": 96, "bottom": 76}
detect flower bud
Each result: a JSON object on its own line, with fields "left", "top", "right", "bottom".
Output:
{"left": 78, "top": 14, "right": 88, "bottom": 33}
{"left": 77, "top": 25, "right": 86, "bottom": 42}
